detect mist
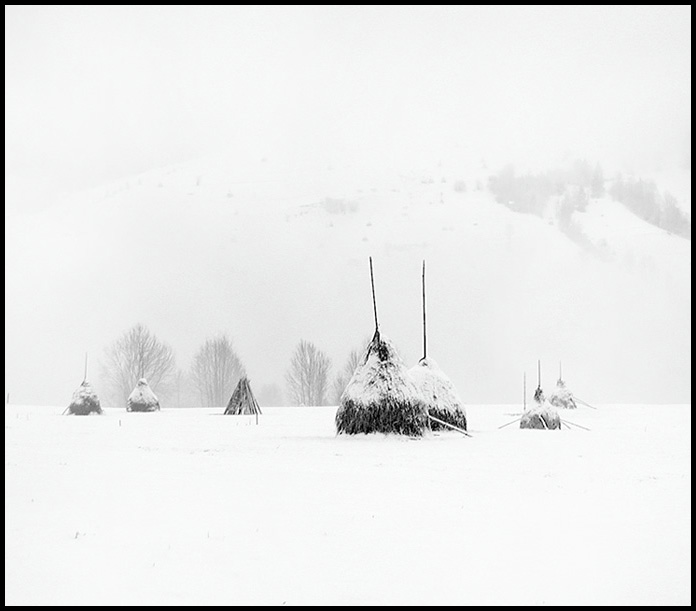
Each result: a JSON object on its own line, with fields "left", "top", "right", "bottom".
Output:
{"left": 5, "top": 5, "right": 691, "bottom": 406}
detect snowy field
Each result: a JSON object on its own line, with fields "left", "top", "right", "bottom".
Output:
{"left": 5, "top": 403, "right": 691, "bottom": 605}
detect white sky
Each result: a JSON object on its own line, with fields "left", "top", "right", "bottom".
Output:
{"left": 5, "top": 6, "right": 691, "bottom": 208}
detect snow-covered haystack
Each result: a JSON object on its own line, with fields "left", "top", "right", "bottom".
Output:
{"left": 127, "top": 378, "right": 160, "bottom": 412}
{"left": 410, "top": 357, "right": 467, "bottom": 431}
{"left": 520, "top": 398, "right": 561, "bottom": 430}
{"left": 224, "top": 376, "right": 262, "bottom": 415}
{"left": 66, "top": 380, "right": 102, "bottom": 415}
{"left": 548, "top": 379, "right": 577, "bottom": 409}
{"left": 336, "top": 330, "right": 429, "bottom": 436}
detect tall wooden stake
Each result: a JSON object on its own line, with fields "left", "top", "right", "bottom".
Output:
{"left": 84, "top": 352, "right": 89, "bottom": 382}
{"left": 537, "top": 359, "right": 541, "bottom": 390}
{"left": 523, "top": 372, "right": 526, "bottom": 410}
{"left": 422, "top": 260, "right": 427, "bottom": 360}
{"left": 369, "top": 256, "right": 379, "bottom": 332}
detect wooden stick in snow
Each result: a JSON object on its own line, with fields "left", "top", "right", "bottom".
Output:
{"left": 575, "top": 397, "right": 598, "bottom": 410}
{"left": 84, "top": 352, "right": 89, "bottom": 382}
{"left": 537, "top": 359, "right": 541, "bottom": 390}
{"left": 499, "top": 415, "right": 523, "bottom": 429}
{"left": 560, "top": 418, "right": 591, "bottom": 431}
{"left": 427, "top": 413, "right": 472, "bottom": 437}
{"left": 422, "top": 259, "right": 427, "bottom": 360}
{"left": 369, "top": 256, "right": 379, "bottom": 332}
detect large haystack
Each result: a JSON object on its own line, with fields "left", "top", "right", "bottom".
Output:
{"left": 66, "top": 380, "right": 102, "bottom": 415}
{"left": 548, "top": 378, "right": 577, "bottom": 409}
{"left": 336, "top": 330, "right": 429, "bottom": 436}
{"left": 224, "top": 376, "right": 262, "bottom": 415}
{"left": 127, "top": 378, "right": 160, "bottom": 412}
{"left": 410, "top": 357, "right": 467, "bottom": 431}
{"left": 520, "top": 398, "right": 561, "bottom": 430}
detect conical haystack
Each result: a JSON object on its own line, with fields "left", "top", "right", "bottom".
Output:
{"left": 127, "top": 378, "right": 160, "bottom": 412}
{"left": 410, "top": 357, "right": 467, "bottom": 431}
{"left": 520, "top": 398, "right": 561, "bottom": 430}
{"left": 66, "top": 380, "right": 102, "bottom": 415}
{"left": 548, "top": 378, "right": 577, "bottom": 409}
{"left": 224, "top": 376, "right": 262, "bottom": 415}
{"left": 336, "top": 330, "right": 429, "bottom": 436}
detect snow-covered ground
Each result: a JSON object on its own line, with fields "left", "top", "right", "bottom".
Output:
{"left": 5, "top": 403, "right": 690, "bottom": 605}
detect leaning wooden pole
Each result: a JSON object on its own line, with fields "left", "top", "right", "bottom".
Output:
{"left": 369, "top": 256, "right": 379, "bottom": 332}
{"left": 428, "top": 413, "right": 471, "bottom": 437}
{"left": 422, "top": 259, "right": 427, "bottom": 360}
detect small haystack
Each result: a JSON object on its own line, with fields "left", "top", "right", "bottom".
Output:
{"left": 520, "top": 361, "right": 560, "bottom": 429}
{"left": 224, "top": 376, "right": 262, "bottom": 416}
{"left": 409, "top": 261, "right": 467, "bottom": 432}
{"left": 519, "top": 399, "right": 561, "bottom": 430}
{"left": 548, "top": 363, "right": 577, "bottom": 409}
{"left": 335, "top": 257, "right": 429, "bottom": 436}
{"left": 127, "top": 378, "right": 160, "bottom": 412}
{"left": 66, "top": 380, "right": 102, "bottom": 415}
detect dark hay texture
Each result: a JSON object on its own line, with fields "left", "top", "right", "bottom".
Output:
{"left": 127, "top": 378, "right": 160, "bottom": 412}
{"left": 548, "top": 380, "right": 578, "bottom": 409}
{"left": 67, "top": 381, "right": 102, "bottom": 415}
{"left": 225, "top": 377, "right": 262, "bottom": 415}
{"left": 410, "top": 357, "right": 467, "bottom": 431}
{"left": 335, "top": 331, "right": 429, "bottom": 436}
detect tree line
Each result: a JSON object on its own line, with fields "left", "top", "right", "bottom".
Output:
{"left": 99, "top": 323, "right": 362, "bottom": 408}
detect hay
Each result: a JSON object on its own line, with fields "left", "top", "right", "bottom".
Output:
{"left": 67, "top": 381, "right": 102, "bottom": 415}
{"left": 335, "top": 330, "right": 429, "bottom": 436}
{"left": 409, "top": 357, "right": 467, "bottom": 431}
{"left": 520, "top": 399, "right": 561, "bottom": 430}
{"left": 127, "top": 378, "right": 160, "bottom": 412}
{"left": 548, "top": 379, "right": 578, "bottom": 409}
{"left": 225, "top": 377, "right": 262, "bottom": 415}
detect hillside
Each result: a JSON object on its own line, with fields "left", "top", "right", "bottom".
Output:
{"left": 5, "top": 153, "right": 691, "bottom": 405}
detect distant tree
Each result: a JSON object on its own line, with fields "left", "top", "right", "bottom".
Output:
{"left": 331, "top": 348, "right": 363, "bottom": 404}
{"left": 190, "top": 335, "right": 245, "bottom": 407}
{"left": 101, "top": 323, "right": 176, "bottom": 406}
{"left": 285, "top": 340, "right": 332, "bottom": 406}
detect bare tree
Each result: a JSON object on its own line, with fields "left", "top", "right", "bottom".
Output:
{"left": 285, "top": 340, "right": 332, "bottom": 406}
{"left": 101, "top": 323, "right": 176, "bottom": 405}
{"left": 190, "top": 335, "right": 245, "bottom": 407}
{"left": 331, "top": 347, "right": 363, "bottom": 404}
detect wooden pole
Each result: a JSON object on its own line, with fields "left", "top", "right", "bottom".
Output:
{"left": 575, "top": 397, "right": 598, "bottom": 410}
{"left": 560, "top": 418, "right": 591, "bottom": 431}
{"left": 523, "top": 372, "right": 526, "bottom": 411}
{"left": 422, "top": 259, "right": 427, "bottom": 360}
{"left": 537, "top": 359, "right": 541, "bottom": 389}
{"left": 369, "top": 256, "right": 379, "bottom": 332}
{"left": 499, "top": 415, "right": 523, "bottom": 429}
{"left": 84, "top": 352, "right": 89, "bottom": 382}
{"left": 427, "top": 413, "right": 472, "bottom": 437}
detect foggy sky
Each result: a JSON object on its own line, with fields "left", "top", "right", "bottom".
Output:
{"left": 5, "top": 6, "right": 692, "bottom": 405}
{"left": 6, "top": 6, "right": 690, "bottom": 208}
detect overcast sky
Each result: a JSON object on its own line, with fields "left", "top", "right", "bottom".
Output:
{"left": 6, "top": 5, "right": 691, "bottom": 210}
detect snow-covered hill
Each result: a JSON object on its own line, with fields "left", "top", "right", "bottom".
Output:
{"left": 4, "top": 153, "right": 691, "bottom": 405}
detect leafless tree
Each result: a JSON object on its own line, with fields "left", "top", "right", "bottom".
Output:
{"left": 101, "top": 323, "right": 176, "bottom": 405}
{"left": 190, "top": 335, "right": 245, "bottom": 407}
{"left": 331, "top": 347, "right": 363, "bottom": 404}
{"left": 285, "top": 340, "right": 332, "bottom": 406}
